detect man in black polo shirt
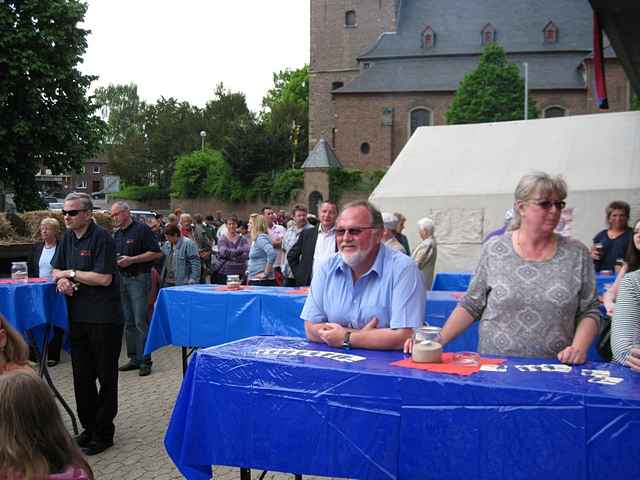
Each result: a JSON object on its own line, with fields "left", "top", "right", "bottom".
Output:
{"left": 52, "top": 192, "right": 123, "bottom": 456}
{"left": 111, "top": 201, "right": 162, "bottom": 376}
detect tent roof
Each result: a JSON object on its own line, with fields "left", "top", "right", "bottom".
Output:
{"left": 370, "top": 111, "right": 640, "bottom": 200}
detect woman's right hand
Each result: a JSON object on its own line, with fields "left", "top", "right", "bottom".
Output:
{"left": 590, "top": 245, "right": 601, "bottom": 260}
{"left": 627, "top": 348, "right": 640, "bottom": 373}
{"left": 402, "top": 337, "right": 413, "bottom": 354}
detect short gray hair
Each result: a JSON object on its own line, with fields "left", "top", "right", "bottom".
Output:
{"left": 512, "top": 171, "right": 567, "bottom": 229}
{"left": 340, "top": 200, "right": 384, "bottom": 229}
{"left": 64, "top": 192, "right": 93, "bottom": 211}
{"left": 112, "top": 201, "right": 130, "bottom": 211}
{"left": 417, "top": 217, "right": 435, "bottom": 235}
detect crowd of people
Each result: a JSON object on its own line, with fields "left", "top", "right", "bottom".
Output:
{"left": 1, "top": 170, "right": 639, "bottom": 473}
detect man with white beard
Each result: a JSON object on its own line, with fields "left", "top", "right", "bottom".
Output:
{"left": 300, "top": 201, "right": 425, "bottom": 350}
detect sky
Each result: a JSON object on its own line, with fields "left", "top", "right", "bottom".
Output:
{"left": 80, "top": 0, "right": 310, "bottom": 112}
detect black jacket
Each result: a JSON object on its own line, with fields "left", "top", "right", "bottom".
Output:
{"left": 28, "top": 242, "right": 44, "bottom": 278}
{"left": 287, "top": 227, "right": 337, "bottom": 287}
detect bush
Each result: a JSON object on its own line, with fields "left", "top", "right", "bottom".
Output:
{"left": 112, "top": 185, "right": 168, "bottom": 201}
{"left": 271, "top": 169, "right": 304, "bottom": 205}
{"left": 328, "top": 168, "right": 386, "bottom": 201}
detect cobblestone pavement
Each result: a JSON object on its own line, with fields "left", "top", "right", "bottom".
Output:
{"left": 49, "top": 344, "right": 339, "bottom": 480}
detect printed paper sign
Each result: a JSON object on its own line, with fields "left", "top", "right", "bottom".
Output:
{"left": 254, "top": 348, "right": 366, "bottom": 363}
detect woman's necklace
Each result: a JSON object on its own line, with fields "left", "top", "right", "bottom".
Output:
{"left": 516, "top": 230, "right": 554, "bottom": 261}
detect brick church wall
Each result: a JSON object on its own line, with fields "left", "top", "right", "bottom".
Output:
{"left": 309, "top": 0, "right": 399, "bottom": 150}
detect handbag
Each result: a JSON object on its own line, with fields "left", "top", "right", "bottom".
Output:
{"left": 597, "top": 314, "right": 613, "bottom": 362}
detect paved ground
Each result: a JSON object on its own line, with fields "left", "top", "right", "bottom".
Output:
{"left": 49, "top": 344, "right": 339, "bottom": 480}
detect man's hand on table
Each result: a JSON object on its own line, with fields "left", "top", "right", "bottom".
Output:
{"left": 318, "top": 317, "right": 378, "bottom": 348}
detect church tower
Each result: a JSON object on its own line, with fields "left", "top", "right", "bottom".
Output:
{"left": 309, "top": 0, "right": 400, "bottom": 152}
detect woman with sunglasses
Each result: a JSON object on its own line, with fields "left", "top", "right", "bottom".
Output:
{"left": 406, "top": 172, "right": 600, "bottom": 364}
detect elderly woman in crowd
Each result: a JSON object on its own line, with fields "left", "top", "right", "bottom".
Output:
{"left": 0, "top": 314, "right": 32, "bottom": 375}
{"left": 406, "top": 172, "right": 600, "bottom": 364}
{"left": 611, "top": 221, "right": 640, "bottom": 372}
{"left": 411, "top": 217, "right": 437, "bottom": 290}
{"left": 212, "top": 215, "right": 250, "bottom": 285}
{"left": 394, "top": 212, "right": 411, "bottom": 255}
{"left": 591, "top": 200, "right": 633, "bottom": 273}
{"left": 247, "top": 214, "right": 276, "bottom": 286}
{"left": 29, "top": 217, "right": 64, "bottom": 366}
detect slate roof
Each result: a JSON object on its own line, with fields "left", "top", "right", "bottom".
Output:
{"left": 337, "top": 52, "right": 588, "bottom": 93}
{"left": 338, "top": 0, "right": 609, "bottom": 94}
{"left": 361, "top": 0, "right": 594, "bottom": 59}
{"left": 302, "top": 138, "right": 343, "bottom": 169}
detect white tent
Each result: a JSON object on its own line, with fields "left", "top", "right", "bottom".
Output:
{"left": 370, "top": 111, "right": 640, "bottom": 273}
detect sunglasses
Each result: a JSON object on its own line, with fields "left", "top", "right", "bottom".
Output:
{"left": 335, "top": 226, "right": 379, "bottom": 237}
{"left": 61, "top": 209, "right": 87, "bottom": 217}
{"left": 529, "top": 200, "right": 566, "bottom": 210}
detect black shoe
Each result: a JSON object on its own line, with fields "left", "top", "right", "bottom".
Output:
{"left": 74, "top": 430, "right": 93, "bottom": 448}
{"left": 118, "top": 361, "right": 139, "bottom": 372}
{"left": 139, "top": 363, "right": 152, "bottom": 377}
{"left": 47, "top": 359, "right": 59, "bottom": 367}
{"left": 82, "top": 439, "right": 113, "bottom": 456}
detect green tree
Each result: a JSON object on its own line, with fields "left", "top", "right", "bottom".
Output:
{"left": 201, "top": 83, "right": 252, "bottom": 151}
{"left": 446, "top": 44, "right": 538, "bottom": 124}
{"left": 222, "top": 119, "right": 291, "bottom": 184}
{"left": 144, "top": 98, "right": 201, "bottom": 190}
{"left": 631, "top": 95, "right": 640, "bottom": 111}
{"left": 261, "top": 65, "right": 309, "bottom": 166}
{"left": 0, "top": 0, "right": 105, "bottom": 210}
{"left": 94, "top": 83, "right": 143, "bottom": 143}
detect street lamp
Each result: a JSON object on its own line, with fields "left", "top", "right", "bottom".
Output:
{"left": 200, "top": 130, "right": 207, "bottom": 151}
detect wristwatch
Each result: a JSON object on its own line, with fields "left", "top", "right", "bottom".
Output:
{"left": 342, "top": 331, "right": 352, "bottom": 351}
{"left": 68, "top": 270, "right": 76, "bottom": 279}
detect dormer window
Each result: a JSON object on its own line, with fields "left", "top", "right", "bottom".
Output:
{"left": 481, "top": 23, "right": 496, "bottom": 45}
{"left": 345, "top": 10, "right": 356, "bottom": 27}
{"left": 422, "top": 26, "right": 435, "bottom": 49}
{"left": 543, "top": 21, "right": 558, "bottom": 44}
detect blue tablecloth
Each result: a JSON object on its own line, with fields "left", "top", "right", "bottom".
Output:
{"left": 144, "top": 285, "right": 308, "bottom": 356}
{"left": 146, "top": 286, "right": 605, "bottom": 361}
{"left": 165, "top": 336, "right": 640, "bottom": 480}
{"left": 0, "top": 281, "right": 68, "bottom": 348}
{"left": 433, "top": 272, "right": 616, "bottom": 296}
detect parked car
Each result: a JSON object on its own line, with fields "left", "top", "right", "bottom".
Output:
{"left": 130, "top": 210, "right": 157, "bottom": 223}
{"left": 48, "top": 202, "right": 64, "bottom": 212}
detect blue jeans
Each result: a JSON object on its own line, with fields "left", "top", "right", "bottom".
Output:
{"left": 120, "top": 272, "right": 152, "bottom": 366}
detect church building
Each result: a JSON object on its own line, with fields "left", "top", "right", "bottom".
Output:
{"left": 309, "top": 0, "right": 633, "bottom": 171}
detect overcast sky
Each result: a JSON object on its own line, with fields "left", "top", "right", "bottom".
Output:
{"left": 80, "top": 0, "right": 310, "bottom": 112}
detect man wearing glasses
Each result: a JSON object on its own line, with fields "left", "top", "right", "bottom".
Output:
{"left": 52, "top": 192, "right": 123, "bottom": 456}
{"left": 301, "top": 201, "right": 425, "bottom": 350}
{"left": 111, "top": 201, "right": 162, "bottom": 377}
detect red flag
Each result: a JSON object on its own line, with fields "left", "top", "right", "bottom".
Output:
{"left": 593, "top": 13, "right": 609, "bottom": 109}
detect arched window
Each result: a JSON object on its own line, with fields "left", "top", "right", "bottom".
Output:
{"left": 481, "top": 23, "right": 496, "bottom": 45}
{"left": 544, "top": 106, "right": 567, "bottom": 118}
{"left": 409, "top": 108, "right": 432, "bottom": 137}
{"left": 331, "top": 81, "right": 344, "bottom": 91}
{"left": 345, "top": 10, "right": 356, "bottom": 27}
{"left": 422, "top": 26, "right": 435, "bottom": 49}
{"left": 543, "top": 21, "right": 558, "bottom": 44}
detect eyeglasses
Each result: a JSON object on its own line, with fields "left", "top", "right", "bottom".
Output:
{"left": 335, "top": 226, "right": 379, "bottom": 237}
{"left": 529, "top": 200, "right": 566, "bottom": 211}
{"left": 62, "top": 209, "right": 87, "bottom": 217}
